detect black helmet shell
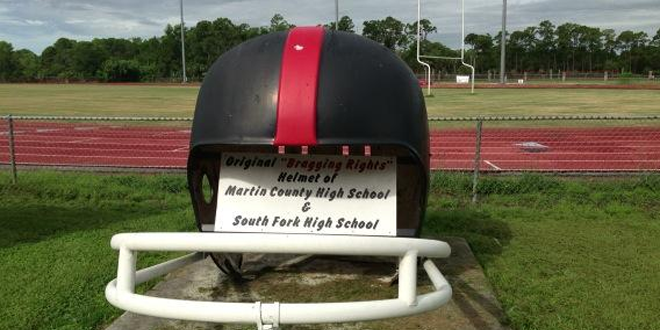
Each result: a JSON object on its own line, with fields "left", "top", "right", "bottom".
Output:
{"left": 189, "top": 28, "right": 430, "bottom": 239}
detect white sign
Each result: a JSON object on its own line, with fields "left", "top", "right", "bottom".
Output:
{"left": 215, "top": 153, "right": 397, "bottom": 236}
{"left": 456, "top": 75, "right": 470, "bottom": 84}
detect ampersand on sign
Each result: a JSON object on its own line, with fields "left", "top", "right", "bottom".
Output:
{"left": 302, "top": 202, "right": 311, "bottom": 212}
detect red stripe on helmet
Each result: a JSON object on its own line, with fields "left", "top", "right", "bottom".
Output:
{"left": 274, "top": 26, "right": 325, "bottom": 146}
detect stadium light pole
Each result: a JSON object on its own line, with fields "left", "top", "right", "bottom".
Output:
{"left": 180, "top": 0, "right": 188, "bottom": 83}
{"left": 500, "top": 0, "right": 507, "bottom": 84}
{"left": 335, "top": 0, "right": 339, "bottom": 30}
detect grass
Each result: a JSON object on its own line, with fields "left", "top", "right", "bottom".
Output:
{"left": 424, "top": 88, "right": 660, "bottom": 117}
{"left": 0, "top": 171, "right": 194, "bottom": 330}
{"left": 0, "top": 84, "right": 198, "bottom": 117}
{"left": 1, "top": 83, "right": 659, "bottom": 118}
{"left": 1, "top": 170, "right": 660, "bottom": 329}
{"left": 424, "top": 173, "right": 660, "bottom": 330}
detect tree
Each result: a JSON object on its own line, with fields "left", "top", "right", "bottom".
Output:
{"left": 4, "top": 16, "right": 660, "bottom": 82}
{"left": 270, "top": 14, "right": 294, "bottom": 32}
{"left": 649, "top": 29, "right": 660, "bottom": 72}
{"left": 70, "top": 41, "right": 107, "bottom": 79}
{"left": 464, "top": 33, "right": 496, "bottom": 72}
{"left": 617, "top": 30, "right": 649, "bottom": 72}
{"left": 362, "top": 17, "right": 406, "bottom": 50}
{"left": 465, "top": 33, "right": 493, "bottom": 52}
{"left": 326, "top": 16, "right": 355, "bottom": 33}
{"left": 92, "top": 38, "right": 138, "bottom": 60}
{"left": 556, "top": 23, "right": 581, "bottom": 71}
{"left": 13, "top": 49, "right": 40, "bottom": 81}
{"left": 405, "top": 19, "right": 437, "bottom": 43}
{"left": 40, "top": 38, "right": 77, "bottom": 78}
{"left": 508, "top": 31, "right": 525, "bottom": 72}
{"left": 160, "top": 24, "right": 186, "bottom": 80}
{"left": 580, "top": 26, "right": 602, "bottom": 71}
{"left": 100, "top": 59, "right": 142, "bottom": 82}
{"left": 601, "top": 28, "right": 618, "bottom": 63}
{"left": 536, "top": 20, "right": 556, "bottom": 71}
{"left": 653, "top": 28, "right": 660, "bottom": 47}
{"left": 0, "top": 41, "right": 17, "bottom": 82}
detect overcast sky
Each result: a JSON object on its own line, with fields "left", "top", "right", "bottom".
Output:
{"left": 1, "top": 0, "right": 659, "bottom": 53}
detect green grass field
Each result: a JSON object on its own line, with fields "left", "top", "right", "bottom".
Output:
{"left": 426, "top": 174, "right": 660, "bottom": 330}
{"left": 1, "top": 171, "right": 659, "bottom": 329}
{"left": 0, "top": 172, "right": 193, "bottom": 329}
{"left": 0, "top": 84, "right": 199, "bottom": 117}
{"left": 424, "top": 88, "right": 660, "bottom": 117}
{"left": 1, "top": 84, "right": 659, "bottom": 118}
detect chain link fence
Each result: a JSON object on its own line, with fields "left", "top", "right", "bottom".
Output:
{"left": 430, "top": 115, "right": 660, "bottom": 171}
{"left": 416, "top": 71, "right": 658, "bottom": 84}
{"left": 2, "top": 114, "right": 660, "bottom": 199}
{"left": 0, "top": 116, "right": 191, "bottom": 174}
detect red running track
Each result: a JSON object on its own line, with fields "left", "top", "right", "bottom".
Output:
{"left": 0, "top": 121, "right": 659, "bottom": 171}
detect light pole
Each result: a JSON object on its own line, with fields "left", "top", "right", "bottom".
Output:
{"left": 180, "top": 0, "right": 187, "bottom": 83}
{"left": 500, "top": 0, "right": 507, "bottom": 84}
{"left": 335, "top": 0, "right": 339, "bottom": 30}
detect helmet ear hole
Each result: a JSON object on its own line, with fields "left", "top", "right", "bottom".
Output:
{"left": 201, "top": 173, "right": 214, "bottom": 205}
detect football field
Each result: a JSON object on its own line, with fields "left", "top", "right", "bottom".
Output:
{"left": 1, "top": 84, "right": 660, "bottom": 329}
{"left": 1, "top": 83, "right": 660, "bottom": 118}
{"left": 1, "top": 84, "right": 659, "bottom": 172}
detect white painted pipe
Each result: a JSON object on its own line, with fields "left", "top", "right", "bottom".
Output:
{"left": 106, "top": 232, "right": 453, "bottom": 326}
{"left": 459, "top": 0, "right": 476, "bottom": 94}
{"left": 135, "top": 252, "right": 204, "bottom": 285}
{"left": 418, "top": 0, "right": 475, "bottom": 94}
{"left": 417, "top": 0, "right": 433, "bottom": 96}
{"left": 116, "top": 247, "right": 136, "bottom": 294}
{"left": 398, "top": 250, "right": 419, "bottom": 306}
{"left": 110, "top": 233, "right": 451, "bottom": 258}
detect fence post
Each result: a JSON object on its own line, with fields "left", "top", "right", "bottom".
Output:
{"left": 471, "top": 119, "right": 483, "bottom": 204}
{"left": 604, "top": 71, "right": 608, "bottom": 81}
{"left": 562, "top": 71, "right": 566, "bottom": 82}
{"left": 7, "top": 115, "right": 17, "bottom": 184}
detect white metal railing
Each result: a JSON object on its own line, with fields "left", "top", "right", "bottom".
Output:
{"left": 105, "top": 232, "right": 452, "bottom": 329}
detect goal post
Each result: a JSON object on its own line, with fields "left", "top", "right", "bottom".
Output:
{"left": 417, "top": 0, "right": 475, "bottom": 94}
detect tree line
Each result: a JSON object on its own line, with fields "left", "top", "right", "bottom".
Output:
{"left": 0, "top": 14, "right": 658, "bottom": 82}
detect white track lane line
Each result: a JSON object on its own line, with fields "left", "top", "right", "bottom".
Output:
{"left": 0, "top": 130, "right": 24, "bottom": 135}
{"left": 69, "top": 137, "right": 102, "bottom": 143}
{"left": 484, "top": 160, "right": 502, "bottom": 171}
{"left": 36, "top": 128, "right": 61, "bottom": 133}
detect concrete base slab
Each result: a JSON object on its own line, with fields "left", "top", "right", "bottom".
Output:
{"left": 105, "top": 237, "right": 508, "bottom": 330}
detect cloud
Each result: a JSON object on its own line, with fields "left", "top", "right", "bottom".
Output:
{"left": 0, "top": 0, "right": 657, "bottom": 53}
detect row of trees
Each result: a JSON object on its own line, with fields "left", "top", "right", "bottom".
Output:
{"left": 465, "top": 21, "right": 660, "bottom": 74}
{"left": 0, "top": 14, "right": 658, "bottom": 82}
